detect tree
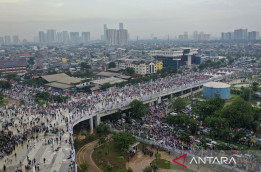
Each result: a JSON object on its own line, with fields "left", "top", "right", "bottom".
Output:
{"left": 96, "top": 123, "right": 109, "bottom": 133}
{"left": 240, "top": 88, "right": 251, "bottom": 101}
{"left": 192, "top": 95, "right": 224, "bottom": 120}
{"left": 99, "top": 136, "right": 106, "bottom": 144}
{"left": 252, "top": 82, "right": 259, "bottom": 92}
{"left": 125, "top": 67, "right": 135, "bottom": 76}
{"left": 80, "top": 162, "right": 89, "bottom": 172}
{"left": 205, "top": 116, "right": 229, "bottom": 129}
{"left": 156, "top": 152, "right": 161, "bottom": 159}
{"left": 0, "top": 81, "right": 12, "bottom": 89}
{"left": 173, "top": 97, "right": 186, "bottom": 112}
{"left": 143, "top": 166, "right": 153, "bottom": 172}
{"left": 113, "top": 132, "right": 136, "bottom": 153}
{"left": 220, "top": 98, "right": 254, "bottom": 129}
{"left": 130, "top": 99, "right": 148, "bottom": 118}
{"left": 80, "top": 62, "right": 90, "bottom": 69}
{"left": 107, "top": 163, "right": 114, "bottom": 172}
{"left": 28, "top": 57, "right": 35, "bottom": 66}
{"left": 6, "top": 73, "right": 17, "bottom": 81}
{"left": 166, "top": 113, "right": 189, "bottom": 127}
{"left": 127, "top": 167, "right": 133, "bottom": 172}
{"left": 108, "top": 62, "right": 116, "bottom": 68}
{"left": 0, "top": 92, "right": 8, "bottom": 106}
{"left": 101, "top": 83, "right": 112, "bottom": 91}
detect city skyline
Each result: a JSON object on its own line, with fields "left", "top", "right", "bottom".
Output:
{"left": 0, "top": 0, "right": 261, "bottom": 41}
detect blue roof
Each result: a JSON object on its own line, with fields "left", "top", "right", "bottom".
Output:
{"left": 4, "top": 62, "right": 18, "bottom": 66}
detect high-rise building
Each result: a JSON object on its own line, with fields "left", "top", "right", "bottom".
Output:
{"left": 13, "top": 35, "right": 19, "bottom": 44}
{"left": 184, "top": 32, "right": 188, "bottom": 40}
{"left": 70, "top": 32, "right": 80, "bottom": 44}
{"left": 39, "top": 31, "right": 46, "bottom": 43}
{"left": 104, "top": 24, "right": 108, "bottom": 41}
{"left": 193, "top": 31, "right": 198, "bottom": 41}
{"left": 4, "top": 35, "right": 11, "bottom": 45}
{"left": 82, "top": 32, "right": 90, "bottom": 43}
{"left": 234, "top": 29, "right": 248, "bottom": 40}
{"left": 248, "top": 31, "right": 259, "bottom": 40}
{"left": 0, "top": 37, "right": 4, "bottom": 45}
{"left": 62, "top": 31, "right": 70, "bottom": 43}
{"left": 46, "top": 29, "right": 56, "bottom": 43}
{"left": 119, "top": 23, "right": 124, "bottom": 30}
{"left": 106, "top": 29, "right": 128, "bottom": 46}
{"left": 118, "top": 29, "right": 128, "bottom": 45}
{"left": 221, "top": 32, "right": 234, "bottom": 40}
{"left": 106, "top": 29, "right": 118, "bottom": 46}
{"left": 56, "top": 32, "right": 63, "bottom": 43}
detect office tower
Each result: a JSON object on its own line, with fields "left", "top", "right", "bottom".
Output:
{"left": 106, "top": 29, "right": 118, "bottom": 45}
{"left": 46, "top": 29, "right": 56, "bottom": 43}
{"left": 57, "top": 32, "right": 63, "bottom": 43}
{"left": 184, "top": 32, "right": 188, "bottom": 40}
{"left": 193, "top": 31, "right": 198, "bottom": 41}
{"left": 4, "top": 35, "right": 11, "bottom": 45}
{"left": 221, "top": 32, "right": 234, "bottom": 40}
{"left": 62, "top": 31, "right": 70, "bottom": 43}
{"left": 104, "top": 24, "right": 108, "bottom": 41}
{"left": 118, "top": 29, "right": 128, "bottom": 45}
{"left": 0, "top": 37, "right": 4, "bottom": 45}
{"left": 13, "top": 35, "right": 19, "bottom": 44}
{"left": 39, "top": 31, "right": 46, "bottom": 43}
{"left": 234, "top": 29, "right": 248, "bottom": 40}
{"left": 70, "top": 32, "right": 80, "bottom": 44}
{"left": 119, "top": 22, "right": 124, "bottom": 30}
{"left": 82, "top": 32, "right": 90, "bottom": 43}
{"left": 248, "top": 31, "right": 259, "bottom": 40}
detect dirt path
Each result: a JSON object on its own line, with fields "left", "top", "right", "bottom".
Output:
{"left": 76, "top": 139, "right": 101, "bottom": 172}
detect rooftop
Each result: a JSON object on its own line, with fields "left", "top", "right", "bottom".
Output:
{"left": 203, "top": 82, "right": 231, "bottom": 88}
{"left": 41, "top": 73, "right": 85, "bottom": 85}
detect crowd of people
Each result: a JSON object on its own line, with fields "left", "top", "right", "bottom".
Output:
{"left": 0, "top": 104, "right": 73, "bottom": 171}
{"left": 0, "top": 69, "right": 232, "bottom": 172}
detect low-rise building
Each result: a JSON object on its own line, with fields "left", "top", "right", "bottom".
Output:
{"left": 0, "top": 58, "right": 27, "bottom": 74}
{"left": 115, "top": 59, "right": 157, "bottom": 75}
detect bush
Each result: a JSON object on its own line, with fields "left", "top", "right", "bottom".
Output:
{"left": 80, "top": 162, "right": 89, "bottom": 171}
{"left": 107, "top": 163, "right": 114, "bottom": 171}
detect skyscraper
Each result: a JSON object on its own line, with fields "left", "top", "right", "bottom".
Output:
{"left": 13, "top": 35, "right": 19, "bottom": 44}
{"left": 118, "top": 29, "right": 128, "bottom": 45}
{"left": 234, "top": 29, "right": 248, "bottom": 40}
{"left": 4, "top": 35, "right": 11, "bottom": 45}
{"left": 56, "top": 32, "right": 63, "bottom": 43}
{"left": 39, "top": 31, "right": 46, "bottom": 43}
{"left": 62, "top": 31, "right": 70, "bottom": 44}
{"left": 46, "top": 29, "right": 56, "bottom": 43}
{"left": 0, "top": 37, "right": 4, "bottom": 45}
{"left": 193, "top": 31, "right": 198, "bottom": 41}
{"left": 82, "top": 32, "right": 90, "bottom": 43}
{"left": 184, "top": 32, "right": 188, "bottom": 40}
{"left": 248, "top": 31, "right": 259, "bottom": 40}
{"left": 106, "top": 29, "right": 118, "bottom": 45}
{"left": 70, "top": 32, "right": 80, "bottom": 44}
{"left": 119, "top": 23, "right": 124, "bottom": 30}
{"left": 104, "top": 24, "right": 108, "bottom": 41}
{"left": 106, "top": 29, "right": 128, "bottom": 46}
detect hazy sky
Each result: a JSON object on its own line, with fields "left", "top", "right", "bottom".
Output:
{"left": 0, "top": 0, "right": 261, "bottom": 40}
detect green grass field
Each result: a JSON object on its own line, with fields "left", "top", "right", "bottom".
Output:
{"left": 92, "top": 141, "right": 127, "bottom": 172}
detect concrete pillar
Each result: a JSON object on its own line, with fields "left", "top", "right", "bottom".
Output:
{"left": 89, "top": 117, "right": 93, "bottom": 132}
{"left": 157, "top": 97, "right": 161, "bottom": 104}
{"left": 96, "top": 115, "right": 101, "bottom": 127}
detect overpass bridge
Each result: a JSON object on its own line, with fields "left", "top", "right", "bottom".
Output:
{"left": 72, "top": 76, "right": 225, "bottom": 131}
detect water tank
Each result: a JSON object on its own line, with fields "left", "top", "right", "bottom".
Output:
{"left": 203, "top": 82, "right": 231, "bottom": 99}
